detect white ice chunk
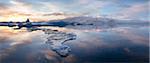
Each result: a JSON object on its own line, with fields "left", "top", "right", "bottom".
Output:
{"left": 42, "top": 29, "right": 76, "bottom": 57}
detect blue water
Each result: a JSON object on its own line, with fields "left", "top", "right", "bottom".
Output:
{"left": 0, "top": 26, "right": 149, "bottom": 63}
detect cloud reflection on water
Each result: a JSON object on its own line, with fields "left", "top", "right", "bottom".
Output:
{"left": 0, "top": 26, "right": 149, "bottom": 63}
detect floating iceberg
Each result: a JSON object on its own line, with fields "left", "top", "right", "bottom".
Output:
{"left": 42, "top": 29, "right": 76, "bottom": 57}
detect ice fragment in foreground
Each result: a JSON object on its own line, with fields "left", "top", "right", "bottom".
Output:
{"left": 42, "top": 29, "right": 76, "bottom": 57}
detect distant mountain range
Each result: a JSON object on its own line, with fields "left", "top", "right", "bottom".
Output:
{"left": 48, "top": 16, "right": 149, "bottom": 29}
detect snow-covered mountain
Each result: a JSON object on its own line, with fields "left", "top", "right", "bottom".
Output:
{"left": 49, "top": 16, "right": 149, "bottom": 30}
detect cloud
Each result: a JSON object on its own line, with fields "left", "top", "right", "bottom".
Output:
{"left": 0, "top": 0, "right": 73, "bottom": 21}
{"left": 0, "top": 0, "right": 149, "bottom": 21}
{"left": 42, "top": 13, "right": 65, "bottom": 16}
{"left": 112, "top": 3, "right": 149, "bottom": 20}
{"left": 73, "top": 0, "right": 111, "bottom": 16}
{"left": 0, "top": 3, "right": 10, "bottom": 10}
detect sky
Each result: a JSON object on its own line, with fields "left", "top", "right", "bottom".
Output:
{"left": 0, "top": 0, "right": 149, "bottom": 21}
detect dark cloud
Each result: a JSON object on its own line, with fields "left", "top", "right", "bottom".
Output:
{"left": 42, "top": 13, "right": 66, "bottom": 16}
{"left": 0, "top": 3, "right": 10, "bottom": 10}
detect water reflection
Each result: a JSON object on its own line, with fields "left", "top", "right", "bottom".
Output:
{"left": 0, "top": 25, "right": 149, "bottom": 63}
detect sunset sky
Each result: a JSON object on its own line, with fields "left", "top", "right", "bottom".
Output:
{"left": 0, "top": 0, "right": 149, "bottom": 21}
